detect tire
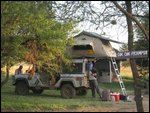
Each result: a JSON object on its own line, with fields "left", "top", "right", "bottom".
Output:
{"left": 61, "top": 84, "right": 76, "bottom": 99}
{"left": 76, "top": 88, "right": 87, "bottom": 96}
{"left": 15, "top": 81, "right": 29, "bottom": 95}
{"left": 32, "top": 89, "right": 44, "bottom": 94}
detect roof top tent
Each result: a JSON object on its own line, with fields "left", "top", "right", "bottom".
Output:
{"left": 70, "top": 31, "right": 123, "bottom": 83}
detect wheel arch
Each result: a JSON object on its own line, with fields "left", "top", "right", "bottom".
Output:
{"left": 60, "top": 81, "right": 74, "bottom": 88}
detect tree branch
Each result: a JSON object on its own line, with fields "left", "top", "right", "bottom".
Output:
{"left": 112, "top": 1, "right": 149, "bottom": 41}
{"left": 132, "top": 14, "right": 149, "bottom": 19}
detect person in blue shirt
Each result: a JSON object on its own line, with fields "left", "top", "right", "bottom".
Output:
{"left": 87, "top": 61, "right": 93, "bottom": 72}
{"left": 87, "top": 58, "right": 96, "bottom": 76}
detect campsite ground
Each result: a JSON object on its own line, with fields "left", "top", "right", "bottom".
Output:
{"left": 62, "top": 93, "right": 149, "bottom": 112}
{"left": 1, "top": 65, "right": 149, "bottom": 112}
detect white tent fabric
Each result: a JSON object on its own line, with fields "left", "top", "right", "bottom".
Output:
{"left": 71, "top": 33, "right": 117, "bottom": 58}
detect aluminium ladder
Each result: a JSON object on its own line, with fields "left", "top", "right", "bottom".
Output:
{"left": 111, "top": 57, "right": 127, "bottom": 96}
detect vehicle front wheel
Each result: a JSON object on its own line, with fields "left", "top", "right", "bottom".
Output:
{"left": 15, "top": 81, "right": 29, "bottom": 95}
{"left": 61, "top": 84, "right": 76, "bottom": 99}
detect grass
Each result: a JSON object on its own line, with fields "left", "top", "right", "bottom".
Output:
{"left": 120, "top": 66, "right": 132, "bottom": 77}
{"left": 100, "top": 76, "right": 134, "bottom": 94}
{"left": 1, "top": 74, "right": 135, "bottom": 112}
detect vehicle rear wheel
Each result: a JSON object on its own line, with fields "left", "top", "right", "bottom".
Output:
{"left": 32, "top": 89, "right": 44, "bottom": 94}
{"left": 15, "top": 81, "right": 29, "bottom": 95}
{"left": 61, "top": 84, "right": 76, "bottom": 99}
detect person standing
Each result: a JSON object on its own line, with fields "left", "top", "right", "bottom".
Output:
{"left": 89, "top": 68, "right": 102, "bottom": 98}
{"left": 15, "top": 65, "right": 23, "bottom": 75}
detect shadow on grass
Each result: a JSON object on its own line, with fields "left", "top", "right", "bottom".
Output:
{"left": 28, "top": 92, "right": 61, "bottom": 98}
{"left": 1, "top": 90, "right": 62, "bottom": 99}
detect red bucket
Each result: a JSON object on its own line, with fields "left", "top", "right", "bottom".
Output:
{"left": 110, "top": 93, "right": 120, "bottom": 101}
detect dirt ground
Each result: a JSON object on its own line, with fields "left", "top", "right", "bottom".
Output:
{"left": 63, "top": 94, "right": 149, "bottom": 112}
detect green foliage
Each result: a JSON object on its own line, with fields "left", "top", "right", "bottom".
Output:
{"left": 134, "top": 13, "right": 149, "bottom": 75}
{"left": 1, "top": 1, "right": 76, "bottom": 76}
{"left": 134, "top": 38, "right": 149, "bottom": 68}
{"left": 119, "top": 43, "right": 128, "bottom": 51}
{"left": 119, "top": 13, "right": 149, "bottom": 70}
{"left": 120, "top": 60, "right": 130, "bottom": 67}
{"left": 139, "top": 74, "right": 149, "bottom": 88}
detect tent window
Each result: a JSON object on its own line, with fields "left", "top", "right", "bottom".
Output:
{"left": 73, "top": 45, "right": 92, "bottom": 50}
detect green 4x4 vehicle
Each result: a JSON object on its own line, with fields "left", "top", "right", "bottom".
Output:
{"left": 12, "top": 59, "right": 89, "bottom": 98}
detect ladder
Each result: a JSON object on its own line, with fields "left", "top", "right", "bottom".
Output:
{"left": 111, "top": 57, "right": 127, "bottom": 96}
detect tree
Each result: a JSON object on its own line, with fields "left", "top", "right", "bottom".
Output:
{"left": 124, "top": 1, "right": 144, "bottom": 111}
{"left": 120, "top": 13, "right": 149, "bottom": 72}
{"left": 134, "top": 14, "right": 149, "bottom": 85}
{"left": 1, "top": 1, "right": 75, "bottom": 87}
{"left": 112, "top": 1, "right": 149, "bottom": 41}
{"left": 112, "top": 1, "right": 148, "bottom": 112}
{"left": 52, "top": 1, "right": 149, "bottom": 38}
{"left": 134, "top": 13, "right": 149, "bottom": 68}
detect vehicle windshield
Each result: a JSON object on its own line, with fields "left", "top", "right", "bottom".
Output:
{"left": 62, "top": 63, "right": 83, "bottom": 74}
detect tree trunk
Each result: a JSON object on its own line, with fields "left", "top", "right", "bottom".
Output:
{"left": 1, "top": 64, "right": 10, "bottom": 88}
{"left": 125, "top": 1, "right": 144, "bottom": 112}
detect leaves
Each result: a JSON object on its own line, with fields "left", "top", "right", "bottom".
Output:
{"left": 1, "top": 1, "right": 75, "bottom": 77}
